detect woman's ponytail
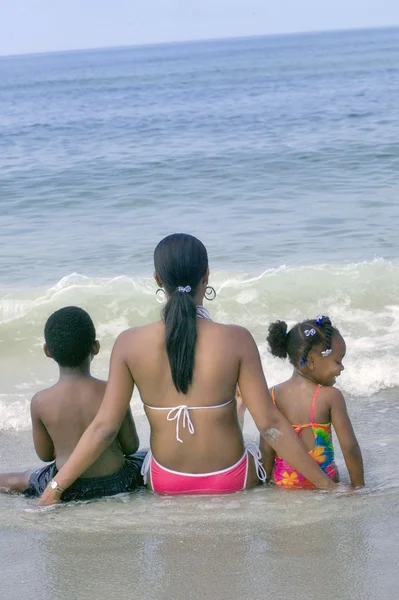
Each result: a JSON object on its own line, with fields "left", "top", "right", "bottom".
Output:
{"left": 163, "top": 289, "right": 197, "bottom": 393}
{"left": 154, "top": 234, "right": 208, "bottom": 394}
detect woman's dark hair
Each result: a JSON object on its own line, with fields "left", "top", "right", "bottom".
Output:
{"left": 267, "top": 316, "right": 339, "bottom": 367}
{"left": 44, "top": 306, "right": 96, "bottom": 367}
{"left": 154, "top": 233, "right": 208, "bottom": 394}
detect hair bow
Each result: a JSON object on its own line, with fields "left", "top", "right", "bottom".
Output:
{"left": 321, "top": 349, "right": 332, "bottom": 357}
{"left": 304, "top": 328, "right": 316, "bottom": 337}
{"left": 316, "top": 315, "right": 329, "bottom": 325}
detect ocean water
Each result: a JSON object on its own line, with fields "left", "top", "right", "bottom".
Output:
{"left": 1, "top": 27, "right": 399, "bottom": 599}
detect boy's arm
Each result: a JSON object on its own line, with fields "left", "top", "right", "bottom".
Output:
{"left": 259, "top": 435, "right": 275, "bottom": 483}
{"left": 117, "top": 406, "right": 139, "bottom": 456}
{"left": 30, "top": 394, "right": 55, "bottom": 462}
{"left": 330, "top": 389, "right": 365, "bottom": 487}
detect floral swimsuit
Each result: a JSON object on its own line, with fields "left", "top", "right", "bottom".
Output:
{"left": 272, "top": 385, "right": 337, "bottom": 488}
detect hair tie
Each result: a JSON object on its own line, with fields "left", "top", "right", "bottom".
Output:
{"left": 316, "top": 315, "right": 330, "bottom": 326}
{"left": 304, "top": 328, "right": 316, "bottom": 337}
{"left": 176, "top": 286, "right": 191, "bottom": 293}
{"left": 321, "top": 349, "right": 332, "bottom": 357}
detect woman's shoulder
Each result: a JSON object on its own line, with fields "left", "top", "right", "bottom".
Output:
{"left": 114, "top": 322, "right": 164, "bottom": 345}
{"left": 115, "top": 321, "right": 256, "bottom": 356}
{"left": 214, "top": 322, "right": 254, "bottom": 338}
{"left": 208, "top": 322, "right": 259, "bottom": 349}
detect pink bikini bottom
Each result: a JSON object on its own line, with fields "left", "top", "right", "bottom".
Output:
{"left": 141, "top": 443, "right": 266, "bottom": 495}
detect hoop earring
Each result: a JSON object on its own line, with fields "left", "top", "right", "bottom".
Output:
{"left": 204, "top": 286, "right": 216, "bottom": 301}
{"left": 156, "top": 288, "right": 166, "bottom": 304}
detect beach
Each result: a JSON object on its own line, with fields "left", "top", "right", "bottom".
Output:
{"left": 1, "top": 26, "right": 399, "bottom": 599}
{"left": 2, "top": 495, "right": 399, "bottom": 600}
{"left": 1, "top": 385, "right": 398, "bottom": 599}
{"left": 1, "top": 414, "right": 399, "bottom": 600}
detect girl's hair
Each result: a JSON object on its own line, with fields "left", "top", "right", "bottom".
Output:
{"left": 154, "top": 233, "right": 208, "bottom": 394}
{"left": 267, "top": 316, "right": 339, "bottom": 367}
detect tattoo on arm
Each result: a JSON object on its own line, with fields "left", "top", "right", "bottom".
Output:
{"left": 262, "top": 428, "right": 281, "bottom": 441}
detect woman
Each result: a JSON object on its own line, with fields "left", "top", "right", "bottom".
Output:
{"left": 39, "top": 234, "right": 336, "bottom": 503}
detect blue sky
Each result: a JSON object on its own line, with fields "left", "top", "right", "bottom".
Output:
{"left": 1, "top": 0, "right": 398, "bottom": 56}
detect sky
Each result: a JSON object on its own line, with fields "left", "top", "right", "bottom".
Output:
{"left": 0, "top": 0, "right": 398, "bottom": 56}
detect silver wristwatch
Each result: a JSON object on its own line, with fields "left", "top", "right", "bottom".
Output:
{"left": 49, "top": 479, "right": 65, "bottom": 494}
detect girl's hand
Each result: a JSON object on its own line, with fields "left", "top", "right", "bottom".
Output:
{"left": 37, "top": 484, "right": 62, "bottom": 506}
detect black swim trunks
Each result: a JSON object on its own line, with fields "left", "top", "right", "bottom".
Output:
{"left": 23, "top": 451, "right": 146, "bottom": 502}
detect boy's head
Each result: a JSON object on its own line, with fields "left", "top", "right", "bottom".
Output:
{"left": 44, "top": 306, "right": 99, "bottom": 368}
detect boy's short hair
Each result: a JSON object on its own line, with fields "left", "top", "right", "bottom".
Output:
{"left": 44, "top": 306, "right": 96, "bottom": 367}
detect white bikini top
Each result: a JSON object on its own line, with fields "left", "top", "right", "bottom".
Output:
{"left": 144, "top": 398, "right": 235, "bottom": 443}
{"left": 143, "top": 305, "right": 235, "bottom": 443}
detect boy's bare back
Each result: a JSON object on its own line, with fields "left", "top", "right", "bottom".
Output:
{"left": 31, "top": 375, "right": 133, "bottom": 478}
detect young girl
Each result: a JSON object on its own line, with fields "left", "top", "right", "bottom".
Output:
{"left": 262, "top": 315, "right": 364, "bottom": 489}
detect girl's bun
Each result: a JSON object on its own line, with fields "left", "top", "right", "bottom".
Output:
{"left": 267, "top": 320, "right": 289, "bottom": 359}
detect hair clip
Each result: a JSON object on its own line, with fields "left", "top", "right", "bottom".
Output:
{"left": 304, "top": 328, "right": 316, "bottom": 337}
{"left": 316, "top": 315, "right": 324, "bottom": 325}
{"left": 177, "top": 286, "right": 191, "bottom": 293}
{"left": 299, "top": 359, "right": 308, "bottom": 366}
{"left": 321, "top": 349, "right": 332, "bottom": 357}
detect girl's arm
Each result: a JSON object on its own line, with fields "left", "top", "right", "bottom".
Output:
{"left": 38, "top": 330, "right": 135, "bottom": 505}
{"left": 236, "top": 327, "right": 336, "bottom": 490}
{"left": 330, "top": 388, "right": 365, "bottom": 487}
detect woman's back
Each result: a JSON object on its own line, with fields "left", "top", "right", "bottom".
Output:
{"left": 122, "top": 317, "right": 247, "bottom": 473}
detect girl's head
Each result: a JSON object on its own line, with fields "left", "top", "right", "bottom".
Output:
{"left": 154, "top": 233, "right": 209, "bottom": 394}
{"left": 267, "top": 315, "right": 345, "bottom": 386}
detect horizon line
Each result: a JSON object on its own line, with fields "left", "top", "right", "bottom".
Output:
{"left": 0, "top": 23, "right": 397, "bottom": 60}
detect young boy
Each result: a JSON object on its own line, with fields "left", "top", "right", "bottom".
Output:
{"left": 0, "top": 306, "right": 144, "bottom": 502}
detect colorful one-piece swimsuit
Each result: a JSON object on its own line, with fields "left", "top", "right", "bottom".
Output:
{"left": 272, "top": 385, "right": 337, "bottom": 489}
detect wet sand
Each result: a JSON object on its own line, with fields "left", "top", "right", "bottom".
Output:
{"left": 1, "top": 391, "right": 398, "bottom": 600}
{"left": 1, "top": 488, "right": 398, "bottom": 600}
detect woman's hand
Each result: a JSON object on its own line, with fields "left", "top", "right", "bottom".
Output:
{"left": 37, "top": 484, "right": 62, "bottom": 506}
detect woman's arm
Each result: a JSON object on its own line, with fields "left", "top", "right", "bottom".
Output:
{"left": 236, "top": 327, "right": 336, "bottom": 490}
{"left": 236, "top": 387, "right": 246, "bottom": 429}
{"left": 38, "top": 331, "right": 135, "bottom": 505}
{"left": 330, "top": 389, "right": 364, "bottom": 487}
{"left": 259, "top": 435, "right": 275, "bottom": 483}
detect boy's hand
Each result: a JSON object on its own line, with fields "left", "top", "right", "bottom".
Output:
{"left": 37, "top": 484, "right": 62, "bottom": 506}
